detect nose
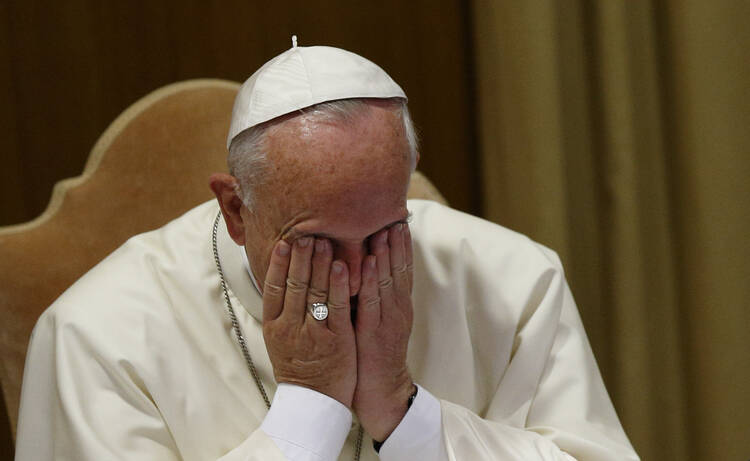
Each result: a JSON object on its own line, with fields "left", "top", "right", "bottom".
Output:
{"left": 333, "top": 241, "right": 367, "bottom": 296}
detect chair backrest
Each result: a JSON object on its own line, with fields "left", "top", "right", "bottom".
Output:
{"left": 0, "top": 79, "right": 447, "bottom": 450}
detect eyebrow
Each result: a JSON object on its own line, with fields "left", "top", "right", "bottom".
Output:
{"left": 287, "top": 210, "right": 412, "bottom": 241}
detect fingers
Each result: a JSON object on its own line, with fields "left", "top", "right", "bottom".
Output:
{"left": 304, "top": 238, "right": 333, "bottom": 327}
{"left": 370, "top": 229, "right": 396, "bottom": 307}
{"left": 280, "top": 237, "right": 313, "bottom": 322}
{"left": 388, "top": 223, "right": 410, "bottom": 295}
{"left": 265, "top": 236, "right": 342, "bottom": 329}
{"left": 363, "top": 223, "right": 413, "bottom": 331}
{"left": 263, "top": 240, "right": 291, "bottom": 322}
{"left": 356, "top": 255, "right": 381, "bottom": 330}
{"left": 327, "top": 261, "right": 352, "bottom": 333}
{"left": 264, "top": 222, "right": 413, "bottom": 329}
{"left": 308, "top": 239, "right": 332, "bottom": 304}
{"left": 404, "top": 224, "right": 414, "bottom": 292}
{"left": 370, "top": 229, "right": 392, "bottom": 282}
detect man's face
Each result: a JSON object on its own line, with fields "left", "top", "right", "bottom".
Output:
{"left": 240, "top": 102, "right": 412, "bottom": 299}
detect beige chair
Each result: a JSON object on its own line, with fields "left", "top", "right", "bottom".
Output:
{"left": 0, "top": 79, "right": 446, "bottom": 455}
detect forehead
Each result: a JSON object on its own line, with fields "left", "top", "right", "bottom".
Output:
{"left": 256, "top": 103, "right": 412, "bottom": 239}
{"left": 270, "top": 102, "right": 406, "bottom": 161}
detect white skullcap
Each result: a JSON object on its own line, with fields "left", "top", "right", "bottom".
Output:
{"left": 227, "top": 42, "right": 407, "bottom": 148}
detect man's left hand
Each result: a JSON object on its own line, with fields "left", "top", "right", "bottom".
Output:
{"left": 353, "top": 222, "right": 416, "bottom": 442}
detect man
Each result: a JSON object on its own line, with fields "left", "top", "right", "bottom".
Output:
{"left": 15, "top": 43, "right": 638, "bottom": 460}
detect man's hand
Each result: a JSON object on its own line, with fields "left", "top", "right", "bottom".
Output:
{"left": 353, "top": 223, "right": 415, "bottom": 442}
{"left": 262, "top": 237, "right": 357, "bottom": 407}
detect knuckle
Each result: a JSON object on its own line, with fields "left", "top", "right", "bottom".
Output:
{"left": 393, "top": 264, "right": 409, "bottom": 276}
{"left": 286, "top": 277, "right": 309, "bottom": 293}
{"left": 264, "top": 281, "right": 285, "bottom": 297}
{"left": 307, "top": 287, "right": 327, "bottom": 300}
{"left": 362, "top": 295, "right": 381, "bottom": 308}
{"left": 378, "top": 276, "right": 394, "bottom": 289}
{"left": 327, "top": 300, "right": 349, "bottom": 310}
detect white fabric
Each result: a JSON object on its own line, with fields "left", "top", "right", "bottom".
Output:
{"left": 15, "top": 199, "right": 639, "bottom": 460}
{"left": 241, "top": 246, "right": 446, "bottom": 460}
{"left": 261, "top": 384, "right": 352, "bottom": 461}
{"left": 378, "top": 384, "right": 447, "bottom": 461}
{"left": 227, "top": 45, "right": 406, "bottom": 147}
{"left": 260, "top": 382, "right": 446, "bottom": 461}
{"left": 239, "top": 245, "right": 262, "bottom": 294}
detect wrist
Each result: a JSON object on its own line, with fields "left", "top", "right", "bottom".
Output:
{"left": 261, "top": 384, "right": 352, "bottom": 460}
{"left": 373, "top": 384, "right": 418, "bottom": 452}
{"left": 368, "top": 381, "right": 418, "bottom": 443}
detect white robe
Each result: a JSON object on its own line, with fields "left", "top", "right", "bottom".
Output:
{"left": 15, "top": 199, "right": 638, "bottom": 460}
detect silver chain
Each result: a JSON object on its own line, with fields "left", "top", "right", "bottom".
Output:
{"left": 212, "top": 212, "right": 364, "bottom": 460}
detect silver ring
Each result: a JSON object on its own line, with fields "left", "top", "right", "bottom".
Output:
{"left": 309, "top": 302, "right": 329, "bottom": 321}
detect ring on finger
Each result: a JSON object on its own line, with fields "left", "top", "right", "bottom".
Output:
{"left": 309, "top": 302, "right": 329, "bottom": 321}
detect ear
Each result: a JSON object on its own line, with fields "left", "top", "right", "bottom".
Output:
{"left": 209, "top": 173, "right": 247, "bottom": 245}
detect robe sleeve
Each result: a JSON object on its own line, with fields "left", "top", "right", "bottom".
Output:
{"left": 437, "top": 257, "right": 639, "bottom": 460}
{"left": 14, "top": 308, "right": 287, "bottom": 461}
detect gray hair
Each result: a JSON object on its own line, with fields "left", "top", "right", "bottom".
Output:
{"left": 227, "top": 98, "right": 419, "bottom": 208}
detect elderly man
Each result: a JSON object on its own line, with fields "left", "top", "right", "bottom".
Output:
{"left": 15, "top": 44, "right": 638, "bottom": 460}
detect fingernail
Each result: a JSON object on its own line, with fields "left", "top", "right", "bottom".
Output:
{"left": 277, "top": 241, "right": 290, "bottom": 256}
{"left": 396, "top": 223, "right": 404, "bottom": 232}
{"left": 298, "top": 237, "right": 311, "bottom": 248}
{"left": 332, "top": 261, "right": 344, "bottom": 274}
{"left": 315, "top": 239, "right": 326, "bottom": 253}
{"left": 367, "top": 256, "right": 376, "bottom": 269}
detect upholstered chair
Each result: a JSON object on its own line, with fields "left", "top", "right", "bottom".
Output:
{"left": 0, "top": 79, "right": 446, "bottom": 456}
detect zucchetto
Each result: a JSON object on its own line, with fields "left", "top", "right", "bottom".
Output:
{"left": 227, "top": 40, "right": 406, "bottom": 148}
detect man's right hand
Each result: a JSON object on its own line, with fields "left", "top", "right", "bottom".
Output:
{"left": 261, "top": 237, "right": 357, "bottom": 408}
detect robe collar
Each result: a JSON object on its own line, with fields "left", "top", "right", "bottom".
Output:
{"left": 215, "top": 213, "right": 263, "bottom": 323}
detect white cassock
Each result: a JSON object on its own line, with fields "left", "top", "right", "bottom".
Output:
{"left": 15, "top": 200, "right": 639, "bottom": 460}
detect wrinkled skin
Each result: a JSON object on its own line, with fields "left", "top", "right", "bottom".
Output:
{"left": 210, "top": 101, "right": 418, "bottom": 441}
